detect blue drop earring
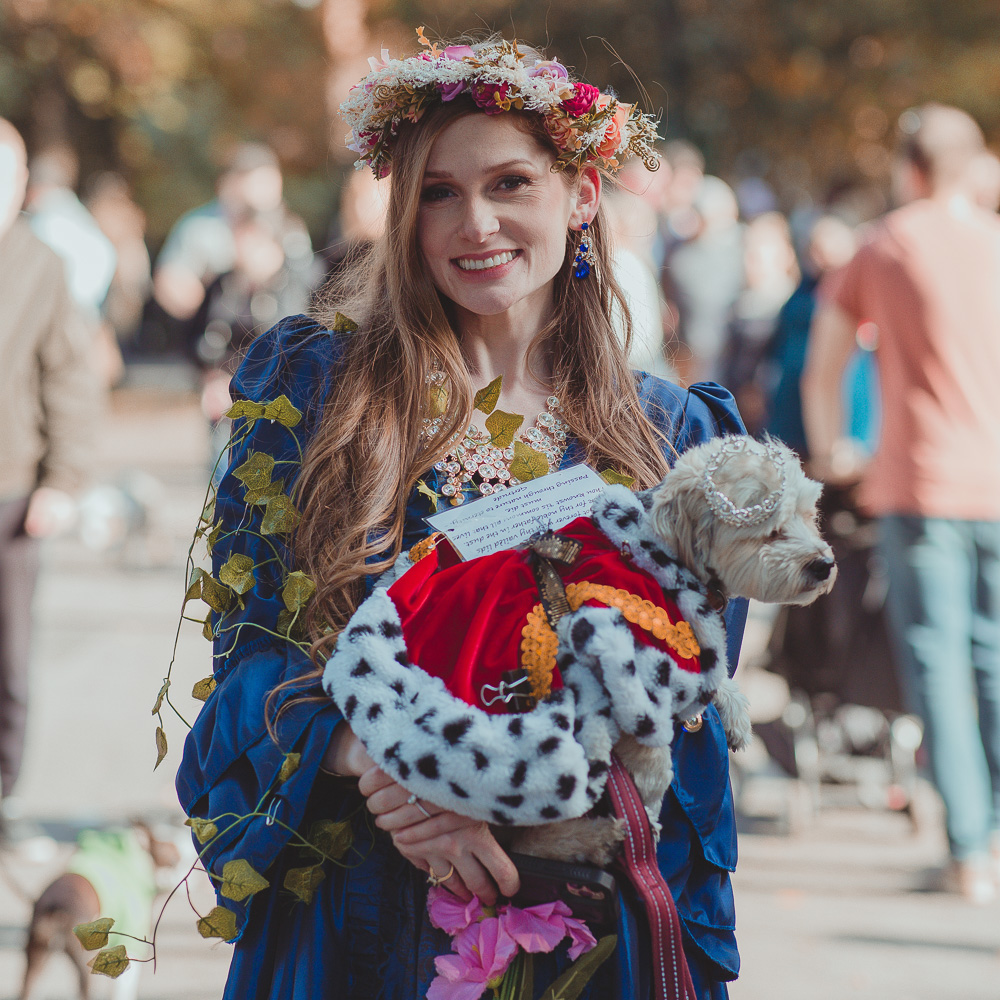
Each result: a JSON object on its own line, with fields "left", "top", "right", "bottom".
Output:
{"left": 573, "top": 222, "right": 595, "bottom": 279}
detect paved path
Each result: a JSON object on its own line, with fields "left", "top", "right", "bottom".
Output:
{"left": 1, "top": 378, "right": 997, "bottom": 999}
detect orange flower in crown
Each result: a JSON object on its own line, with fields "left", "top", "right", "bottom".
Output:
{"left": 340, "top": 30, "right": 661, "bottom": 178}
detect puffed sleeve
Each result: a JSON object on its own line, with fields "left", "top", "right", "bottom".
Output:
{"left": 175, "top": 315, "right": 347, "bottom": 940}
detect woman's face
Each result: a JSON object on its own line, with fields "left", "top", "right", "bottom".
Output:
{"left": 416, "top": 114, "right": 597, "bottom": 325}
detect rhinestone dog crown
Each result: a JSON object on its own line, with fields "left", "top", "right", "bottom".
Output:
{"left": 701, "top": 437, "right": 788, "bottom": 527}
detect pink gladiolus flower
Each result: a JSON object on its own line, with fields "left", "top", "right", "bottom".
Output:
{"left": 564, "top": 915, "right": 598, "bottom": 960}
{"left": 427, "top": 918, "right": 518, "bottom": 1000}
{"left": 427, "top": 887, "right": 484, "bottom": 935}
{"left": 560, "top": 83, "right": 600, "bottom": 117}
{"left": 443, "top": 45, "right": 475, "bottom": 61}
{"left": 499, "top": 901, "right": 572, "bottom": 954}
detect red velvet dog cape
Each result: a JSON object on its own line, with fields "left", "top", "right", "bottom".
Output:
{"left": 322, "top": 485, "right": 729, "bottom": 828}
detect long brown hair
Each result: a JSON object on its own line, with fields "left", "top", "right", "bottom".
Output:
{"left": 291, "top": 98, "right": 671, "bottom": 692}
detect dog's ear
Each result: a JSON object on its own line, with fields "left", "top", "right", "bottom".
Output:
{"left": 650, "top": 461, "right": 718, "bottom": 577}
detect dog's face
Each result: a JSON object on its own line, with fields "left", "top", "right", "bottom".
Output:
{"left": 651, "top": 437, "right": 837, "bottom": 606}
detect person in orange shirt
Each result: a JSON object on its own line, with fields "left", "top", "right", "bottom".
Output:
{"left": 802, "top": 104, "right": 1000, "bottom": 904}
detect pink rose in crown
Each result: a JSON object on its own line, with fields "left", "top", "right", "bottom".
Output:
{"left": 595, "top": 101, "right": 632, "bottom": 160}
{"left": 530, "top": 59, "right": 569, "bottom": 79}
{"left": 443, "top": 45, "right": 475, "bottom": 61}
{"left": 470, "top": 80, "right": 512, "bottom": 114}
{"left": 439, "top": 80, "right": 467, "bottom": 101}
{"left": 560, "top": 82, "right": 600, "bottom": 117}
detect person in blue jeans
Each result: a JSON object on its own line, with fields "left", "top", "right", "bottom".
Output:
{"left": 803, "top": 103, "right": 1000, "bottom": 904}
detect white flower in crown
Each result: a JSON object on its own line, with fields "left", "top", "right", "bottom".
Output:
{"left": 340, "top": 29, "right": 662, "bottom": 178}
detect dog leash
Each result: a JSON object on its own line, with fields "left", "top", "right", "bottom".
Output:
{"left": 607, "top": 753, "right": 697, "bottom": 1000}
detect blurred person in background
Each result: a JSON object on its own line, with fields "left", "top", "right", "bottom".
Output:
{"left": 152, "top": 142, "right": 313, "bottom": 330}
{"left": 658, "top": 139, "right": 706, "bottom": 261}
{"left": 0, "top": 119, "right": 99, "bottom": 838}
{"left": 802, "top": 103, "right": 1000, "bottom": 904}
{"left": 662, "top": 175, "right": 744, "bottom": 384}
{"left": 604, "top": 168, "right": 673, "bottom": 378}
{"left": 966, "top": 149, "right": 1000, "bottom": 213}
{"left": 321, "top": 165, "right": 389, "bottom": 282}
{"left": 24, "top": 145, "right": 120, "bottom": 387}
{"left": 193, "top": 207, "right": 323, "bottom": 477}
{"left": 84, "top": 171, "right": 153, "bottom": 351}
{"left": 720, "top": 211, "right": 799, "bottom": 435}
{"left": 763, "top": 214, "right": 866, "bottom": 456}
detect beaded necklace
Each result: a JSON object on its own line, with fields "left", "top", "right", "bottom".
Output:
{"left": 422, "top": 373, "right": 568, "bottom": 506}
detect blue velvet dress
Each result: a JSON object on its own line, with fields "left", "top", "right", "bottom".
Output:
{"left": 175, "top": 315, "right": 747, "bottom": 999}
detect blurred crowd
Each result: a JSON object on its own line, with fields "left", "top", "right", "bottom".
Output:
{"left": 3, "top": 101, "right": 1000, "bottom": 908}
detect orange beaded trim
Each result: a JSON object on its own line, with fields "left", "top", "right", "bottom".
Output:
{"left": 408, "top": 531, "right": 445, "bottom": 564}
{"left": 519, "top": 584, "right": 701, "bottom": 700}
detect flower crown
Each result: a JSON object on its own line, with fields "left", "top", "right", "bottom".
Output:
{"left": 341, "top": 29, "right": 662, "bottom": 179}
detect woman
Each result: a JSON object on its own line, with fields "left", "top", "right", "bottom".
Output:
{"left": 176, "top": 34, "right": 747, "bottom": 999}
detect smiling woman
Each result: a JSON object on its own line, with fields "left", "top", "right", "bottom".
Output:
{"left": 176, "top": 30, "right": 748, "bottom": 1000}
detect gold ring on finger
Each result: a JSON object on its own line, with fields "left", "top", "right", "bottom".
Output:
{"left": 426, "top": 864, "right": 455, "bottom": 887}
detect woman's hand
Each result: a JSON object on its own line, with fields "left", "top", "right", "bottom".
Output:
{"left": 390, "top": 815, "right": 520, "bottom": 906}
{"left": 322, "top": 722, "right": 377, "bottom": 777}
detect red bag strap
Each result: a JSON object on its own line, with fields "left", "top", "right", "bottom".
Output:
{"left": 607, "top": 753, "right": 697, "bottom": 1000}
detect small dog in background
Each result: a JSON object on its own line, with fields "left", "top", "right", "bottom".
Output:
{"left": 19, "top": 823, "right": 180, "bottom": 1000}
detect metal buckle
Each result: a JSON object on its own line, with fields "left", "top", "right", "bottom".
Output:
{"left": 682, "top": 714, "right": 703, "bottom": 733}
{"left": 481, "top": 674, "right": 531, "bottom": 707}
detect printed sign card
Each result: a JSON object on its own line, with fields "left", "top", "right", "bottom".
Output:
{"left": 425, "top": 465, "right": 607, "bottom": 560}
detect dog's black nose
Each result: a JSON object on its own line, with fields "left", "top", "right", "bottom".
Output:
{"left": 805, "top": 557, "right": 835, "bottom": 581}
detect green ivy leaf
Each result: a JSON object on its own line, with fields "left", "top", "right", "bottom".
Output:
{"left": 151, "top": 679, "right": 169, "bottom": 716}
{"left": 202, "top": 617, "right": 215, "bottom": 641}
{"left": 276, "top": 608, "right": 306, "bottom": 641}
{"left": 201, "top": 499, "right": 216, "bottom": 524}
{"left": 536, "top": 934, "right": 617, "bottom": 1000}
{"left": 599, "top": 468, "right": 636, "bottom": 488}
{"left": 278, "top": 753, "right": 301, "bottom": 783}
{"left": 206, "top": 521, "right": 223, "bottom": 553}
{"left": 200, "top": 573, "right": 234, "bottom": 613}
{"left": 306, "top": 819, "right": 353, "bottom": 862}
{"left": 87, "top": 944, "right": 130, "bottom": 979}
{"left": 220, "top": 859, "right": 270, "bottom": 901}
{"left": 281, "top": 571, "right": 316, "bottom": 612}
{"left": 509, "top": 441, "right": 549, "bottom": 483}
{"left": 485, "top": 409, "right": 524, "bottom": 449}
{"left": 244, "top": 477, "right": 286, "bottom": 506}
{"left": 261, "top": 494, "right": 300, "bottom": 536}
{"left": 219, "top": 553, "right": 256, "bottom": 595}
{"left": 197, "top": 905, "right": 238, "bottom": 940}
{"left": 226, "top": 400, "right": 266, "bottom": 424}
{"left": 473, "top": 375, "right": 503, "bottom": 414}
{"left": 185, "top": 816, "right": 219, "bottom": 844}
{"left": 154, "top": 726, "right": 168, "bottom": 770}
{"left": 332, "top": 311, "right": 358, "bottom": 332}
{"left": 192, "top": 676, "right": 216, "bottom": 702}
{"left": 184, "top": 567, "right": 205, "bottom": 606}
{"left": 427, "top": 383, "right": 448, "bottom": 418}
{"left": 283, "top": 864, "right": 326, "bottom": 904}
{"left": 73, "top": 917, "right": 115, "bottom": 951}
{"left": 233, "top": 451, "right": 276, "bottom": 492}
{"left": 263, "top": 394, "right": 303, "bottom": 428}
{"left": 416, "top": 479, "right": 438, "bottom": 513}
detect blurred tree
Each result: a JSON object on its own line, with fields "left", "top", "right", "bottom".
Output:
{"left": 4, "top": 0, "right": 1000, "bottom": 249}
{"left": 0, "top": 0, "right": 335, "bottom": 245}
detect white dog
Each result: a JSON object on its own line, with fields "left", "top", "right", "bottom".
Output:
{"left": 323, "top": 435, "right": 836, "bottom": 865}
